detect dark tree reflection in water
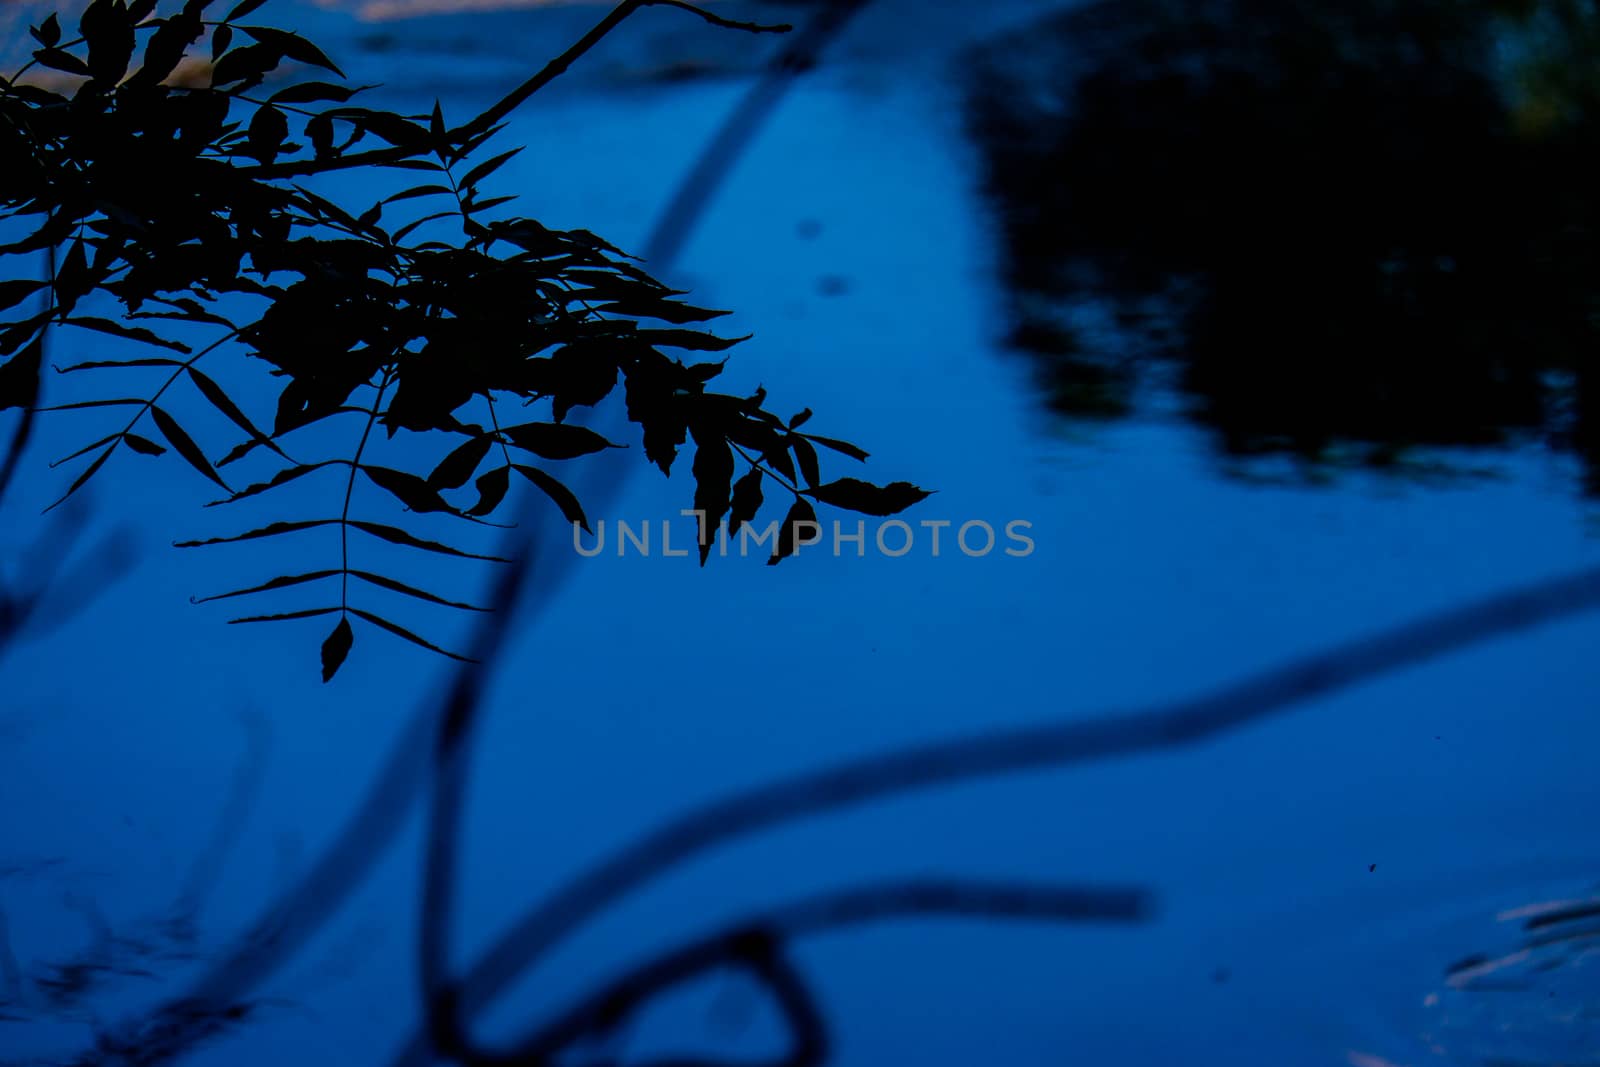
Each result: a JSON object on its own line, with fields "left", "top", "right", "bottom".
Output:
{"left": 968, "top": 0, "right": 1600, "bottom": 487}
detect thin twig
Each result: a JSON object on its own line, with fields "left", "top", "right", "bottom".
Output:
{"left": 642, "top": 0, "right": 870, "bottom": 265}
{"left": 339, "top": 370, "right": 395, "bottom": 616}
{"left": 245, "top": 0, "right": 792, "bottom": 182}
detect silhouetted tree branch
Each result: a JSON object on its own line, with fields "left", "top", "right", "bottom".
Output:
{"left": 247, "top": 0, "right": 793, "bottom": 181}
{"left": 3, "top": 0, "right": 913, "bottom": 676}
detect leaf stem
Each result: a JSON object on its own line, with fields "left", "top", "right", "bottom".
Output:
{"left": 483, "top": 394, "right": 513, "bottom": 470}
{"left": 338, "top": 369, "right": 395, "bottom": 616}
{"left": 117, "top": 327, "right": 241, "bottom": 440}
{"left": 729, "top": 439, "right": 799, "bottom": 496}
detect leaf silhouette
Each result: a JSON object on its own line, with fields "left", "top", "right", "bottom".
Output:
{"left": 237, "top": 26, "right": 343, "bottom": 76}
{"left": 218, "top": 430, "right": 301, "bottom": 469}
{"left": 460, "top": 148, "right": 523, "bottom": 190}
{"left": 79, "top": 0, "right": 136, "bottom": 84}
{"left": 0, "top": 336, "right": 44, "bottom": 412}
{"left": 228, "top": 606, "right": 340, "bottom": 625}
{"left": 51, "top": 433, "right": 121, "bottom": 468}
{"left": 176, "top": 519, "right": 339, "bottom": 547}
{"left": 806, "top": 478, "right": 931, "bottom": 516}
{"left": 348, "top": 608, "right": 472, "bottom": 662}
{"left": 763, "top": 440, "right": 797, "bottom": 484}
{"left": 803, "top": 434, "right": 870, "bottom": 462}
{"left": 320, "top": 616, "right": 353, "bottom": 682}
{"left": 194, "top": 570, "right": 339, "bottom": 603}
{"left": 466, "top": 466, "right": 510, "bottom": 517}
{"left": 348, "top": 520, "right": 509, "bottom": 561}
{"left": 211, "top": 462, "right": 345, "bottom": 506}
{"left": 383, "top": 185, "right": 453, "bottom": 205}
{"left": 690, "top": 427, "right": 733, "bottom": 563}
{"left": 224, "top": 0, "right": 268, "bottom": 21}
{"left": 0, "top": 312, "right": 50, "bottom": 357}
{"left": 58, "top": 358, "right": 186, "bottom": 372}
{"left": 135, "top": 0, "right": 207, "bottom": 87}
{"left": 39, "top": 399, "right": 147, "bottom": 412}
{"left": 247, "top": 105, "right": 290, "bottom": 164}
{"left": 54, "top": 240, "right": 88, "bottom": 311}
{"left": 32, "top": 12, "right": 61, "bottom": 47}
{"left": 636, "top": 329, "right": 749, "bottom": 353}
{"left": 268, "top": 81, "right": 362, "bottom": 105}
{"left": 349, "top": 571, "right": 489, "bottom": 611}
{"left": 791, "top": 436, "right": 820, "bottom": 489}
{"left": 31, "top": 47, "right": 91, "bottom": 78}
{"left": 463, "top": 194, "right": 517, "bottom": 216}
{"left": 512, "top": 465, "right": 589, "bottom": 533}
{"left": 187, "top": 368, "right": 288, "bottom": 461}
{"left": 392, "top": 212, "right": 458, "bottom": 244}
{"left": 305, "top": 112, "right": 334, "bottom": 158}
{"left": 728, "top": 467, "right": 763, "bottom": 537}
{"left": 768, "top": 496, "right": 818, "bottom": 566}
{"left": 501, "top": 422, "right": 616, "bottom": 460}
{"left": 427, "top": 436, "right": 492, "bottom": 490}
{"left": 361, "top": 466, "right": 454, "bottom": 513}
{"left": 342, "top": 108, "right": 428, "bottom": 147}
{"left": 151, "top": 406, "right": 230, "bottom": 490}
{"left": 596, "top": 299, "right": 730, "bottom": 325}
{"left": 0, "top": 280, "right": 47, "bottom": 313}
{"left": 124, "top": 434, "right": 168, "bottom": 456}
{"left": 44, "top": 450, "right": 113, "bottom": 512}
{"left": 210, "top": 42, "right": 281, "bottom": 87}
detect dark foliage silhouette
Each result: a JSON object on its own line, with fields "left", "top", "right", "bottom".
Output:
{"left": 968, "top": 0, "right": 1600, "bottom": 485}
{"left": 0, "top": 0, "right": 928, "bottom": 680}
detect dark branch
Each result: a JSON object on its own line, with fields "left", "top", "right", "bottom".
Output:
{"left": 494, "top": 879, "right": 1148, "bottom": 1066}
{"left": 245, "top": 0, "right": 792, "bottom": 182}
{"left": 385, "top": 559, "right": 1600, "bottom": 1067}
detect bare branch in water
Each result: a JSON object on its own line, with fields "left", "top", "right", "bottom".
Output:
{"left": 389, "top": 560, "right": 1600, "bottom": 1067}
{"left": 494, "top": 879, "right": 1148, "bottom": 1066}
{"left": 166, "top": 710, "right": 273, "bottom": 944}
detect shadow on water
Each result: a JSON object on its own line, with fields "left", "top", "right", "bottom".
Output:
{"left": 966, "top": 0, "right": 1600, "bottom": 489}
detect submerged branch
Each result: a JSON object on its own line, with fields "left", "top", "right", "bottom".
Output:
{"left": 388, "top": 559, "right": 1600, "bottom": 1066}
